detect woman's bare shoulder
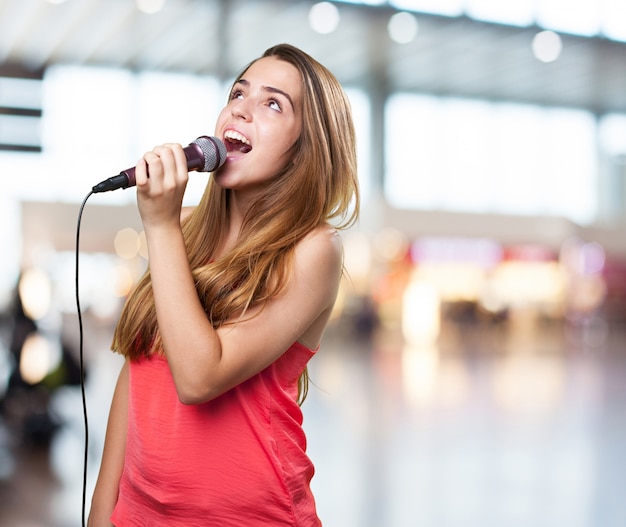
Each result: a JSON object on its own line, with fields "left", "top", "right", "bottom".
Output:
{"left": 296, "top": 224, "right": 343, "bottom": 270}
{"left": 303, "top": 223, "right": 342, "bottom": 248}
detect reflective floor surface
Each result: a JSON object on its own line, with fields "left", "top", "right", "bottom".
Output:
{"left": 1, "top": 314, "right": 626, "bottom": 527}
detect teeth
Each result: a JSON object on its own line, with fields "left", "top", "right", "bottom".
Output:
{"left": 224, "top": 129, "right": 251, "bottom": 145}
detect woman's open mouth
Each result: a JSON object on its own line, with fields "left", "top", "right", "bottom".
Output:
{"left": 224, "top": 129, "right": 252, "bottom": 154}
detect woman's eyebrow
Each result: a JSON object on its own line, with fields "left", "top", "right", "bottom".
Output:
{"left": 235, "top": 78, "right": 295, "bottom": 110}
{"left": 263, "top": 86, "right": 294, "bottom": 110}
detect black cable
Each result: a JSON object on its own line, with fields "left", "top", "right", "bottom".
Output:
{"left": 75, "top": 190, "right": 94, "bottom": 527}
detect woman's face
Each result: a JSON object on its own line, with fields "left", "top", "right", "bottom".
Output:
{"left": 213, "top": 56, "right": 303, "bottom": 195}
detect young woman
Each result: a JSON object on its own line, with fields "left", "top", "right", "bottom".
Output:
{"left": 88, "top": 43, "right": 359, "bottom": 526}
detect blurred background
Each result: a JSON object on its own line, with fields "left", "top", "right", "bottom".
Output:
{"left": 1, "top": 0, "right": 626, "bottom": 526}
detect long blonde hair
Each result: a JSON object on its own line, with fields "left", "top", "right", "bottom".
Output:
{"left": 112, "top": 44, "right": 359, "bottom": 402}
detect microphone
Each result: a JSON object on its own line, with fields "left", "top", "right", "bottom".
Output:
{"left": 92, "top": 136, "right": 227, "bottom": 193}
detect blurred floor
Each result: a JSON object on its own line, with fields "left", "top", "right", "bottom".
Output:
{"left": 1, "top": 315, "right": 626, "bottom": 527}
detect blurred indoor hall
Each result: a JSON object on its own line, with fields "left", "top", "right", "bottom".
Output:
{"left": 2, "top": 1, "right": 626, "bottom": 526}
{"left": 1, "top": 311, "right": 626, "bottom": 527}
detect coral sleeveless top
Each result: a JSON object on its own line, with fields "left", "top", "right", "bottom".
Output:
{"left": 110, "top": 341, "right": 321, "bottom": 527}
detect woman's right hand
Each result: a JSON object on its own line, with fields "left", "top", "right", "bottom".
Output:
{"left": 134, "top": 143, "right": 190, "bottom": 232}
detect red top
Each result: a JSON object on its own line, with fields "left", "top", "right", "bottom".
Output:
{"left": 110, "top": 341, "right": 321, "bottom": 527}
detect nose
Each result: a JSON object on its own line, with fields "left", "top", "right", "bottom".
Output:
{"left": 231, "top": 99, "right": 252, "bottom": 121}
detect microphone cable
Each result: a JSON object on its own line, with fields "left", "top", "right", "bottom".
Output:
{"left": 75, "top": 189, "right": 94, "bottom": 527}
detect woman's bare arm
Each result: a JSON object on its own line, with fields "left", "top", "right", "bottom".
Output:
{"left": 134, "top": 143, "right": 343, "bottom": 404}
{"left": 88, "top": 359, "right": 129, "bottom": 526}
{"left": 148, "top": 219, "right": 342, "bottom": 404}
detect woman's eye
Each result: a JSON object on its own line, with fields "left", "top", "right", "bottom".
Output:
{"left": 230, "top": 90, "right": 243, "bottom": 100}
{"left": 269, "top": 99, "right": 281, "bottom": 111}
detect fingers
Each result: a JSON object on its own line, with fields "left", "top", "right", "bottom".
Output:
{"left": 135, "top": 144, "right": 190, "bottom": 228}
{"left": 135, "top": 143, "right": 189, "bottom": 191}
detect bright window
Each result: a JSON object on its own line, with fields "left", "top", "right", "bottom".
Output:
{"left": 345, "top": 88, "right": 371, "bottom": 204}
{"left": 385, "top": 93, "right": 597, "bottom": 224}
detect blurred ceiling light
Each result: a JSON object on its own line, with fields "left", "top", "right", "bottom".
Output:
{"left": 20, "top": 333, "right": 58, "bottom": 385}
{"left": 19, "top": 268, "right": 51, "bottom": 320}
{"left": 532, "top": 30, "right": 562, "bottom": 62}
{"left": 114, "top": 227, "right": 140, "bottom": 260}
{"left": 390, "top": 0, "right": 463, "bottom": 17}
{"left": 388, "top": 12, "right": 418, "bottom": 43}
{"left": 115, "top": 265, "right": 136, "bottom": 298}
{"left": 465, "top": 0, "right": 534, "bottom": 26}
{"left": 136, "top": 0, "right": 166, "bottom": 15}
{"left": 309, "top": 2, "right": 340, "bottom": 34}
{"left": 46, "top": 0, "right": 67, "bottom": 4}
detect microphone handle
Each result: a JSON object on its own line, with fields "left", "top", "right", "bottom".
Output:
{"left": 92, "top": 143, "right": 205, "bottom": 193}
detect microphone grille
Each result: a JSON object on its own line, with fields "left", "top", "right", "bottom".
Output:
{"left": 193, "top": 136, "right": 227, "bottom": 172}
